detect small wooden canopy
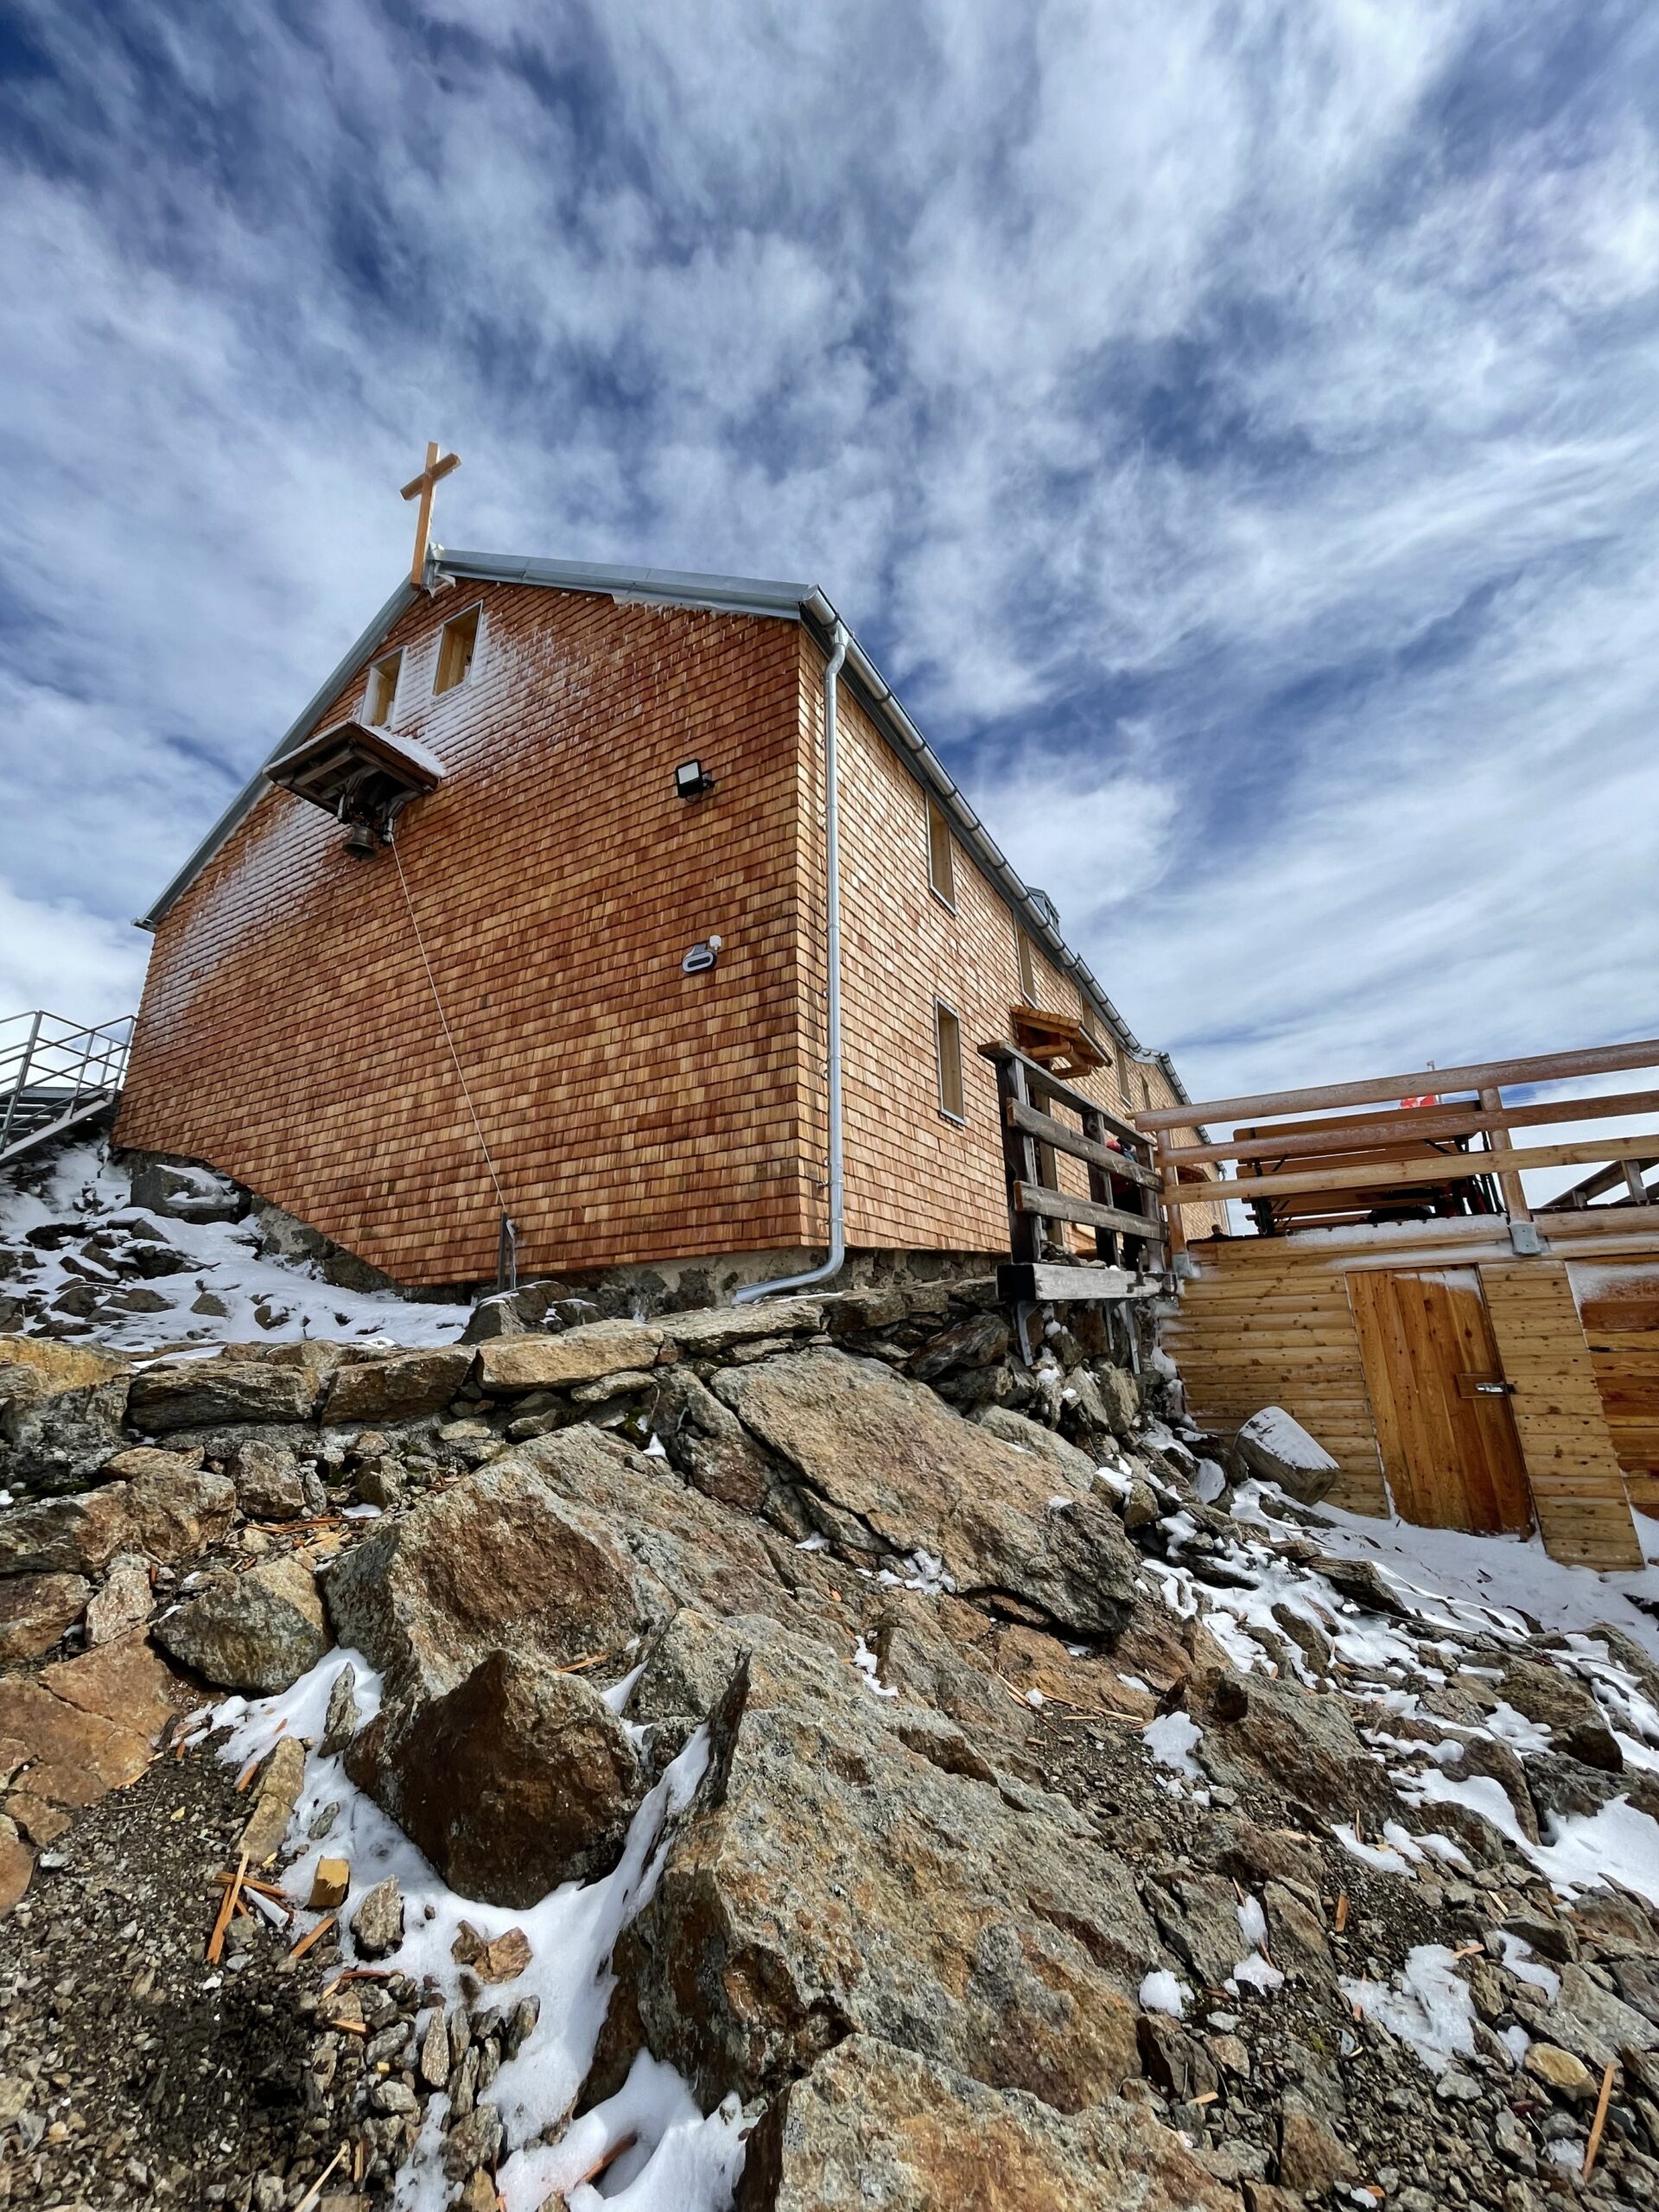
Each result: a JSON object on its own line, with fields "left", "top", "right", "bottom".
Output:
{"left": 267, "top": 720, "right": 445, "bottom": 832}
{"left": 1009, "top": 1006, "right": 1106, "bottom": 1083}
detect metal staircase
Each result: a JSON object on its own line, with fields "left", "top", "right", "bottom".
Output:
{"left": 0, "top": 1011, "right": 134, "bottom": 1169}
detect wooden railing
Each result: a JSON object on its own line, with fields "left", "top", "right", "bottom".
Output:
{"left": 979, "top": 1043, "right": 1166, "bottom": 1300}
{"left": 1132, "top": 1036, "right": 1659, "bottom": 1253}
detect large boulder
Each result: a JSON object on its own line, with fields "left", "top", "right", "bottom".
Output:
{"left": 613, "top": 1658, "right": 1158, "bottom": 2113}
{"left": 322, "top": 1457, "right": 662, "bottom": 1698}
{"left": 127, "top": 1359, "right": 318, "bottom": 1433}
{"left": 735, "top": 2035, "right": 1241, "bottom": 2212}
{"left": 1229, "top": 1407, "right": 1338, "bottom": 1506}
{"left": 347, "top": 1648, "right": 644, "bottom": 1905}
{"left": 713, "top": 1351, "right": 1140, "bottom": 1637}
{"left": 153, "top": 1554, "right": 328, "bottom": 1692}
{"left": 652, "top": 1365, "right": 781, "bottom": 1513}
{"left": 1185, "top": 1663, "right": 1395, "bottom": 1825}
{"left": 226, "top": 1439, "right": 325, "bottom": 1523}
{"left": 323, "top": 1348, "right": 473, "bottom": 1425}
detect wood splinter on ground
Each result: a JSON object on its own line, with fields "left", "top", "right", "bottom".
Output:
{"left": 288, "top": 1910, "right": 338, "bottom": 1961}
{"left": 293, "top": 2143, "right": 348, "bottom": 2212}
{"left": 1584, "top": 2060, "right": 1618, "bottom": 2178}
{"left": 206, "top": 1847, "right": 250, "bottom": 1964}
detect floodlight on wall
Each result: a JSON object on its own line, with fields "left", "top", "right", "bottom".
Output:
{"left": 683, "top": 933, "right": 722, "bottom": 975}
{"left": 675, "top": 759, "right": 715, "bottom": 799}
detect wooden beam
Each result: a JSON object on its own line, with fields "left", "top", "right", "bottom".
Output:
{"left": 1160, "top": 1133, "right": 1659, "bottom": 1207}
{"left": 997, "top": 1261, "right": 1161, "bottom": 1303}
{"left": 1481, "top": 1085, "right": 1531, "bottom": 1224}
{"left": 1004, "top": 1099, "right": 1162, "bottom": 1189}
{"left": 1133, "top": 1036, "right": 1659, "bottom": 1133}
{"left": 979, "top": 1042, "right": 1145, "bottom": 1150}
{"left": 1158, "top": 1087, "right": 1659, "bottom": 1167}
{"left": 1014, "top": 1180, "right": 1166, "bottom": 1244}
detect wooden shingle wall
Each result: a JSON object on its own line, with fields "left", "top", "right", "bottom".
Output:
{"left": 804, "top": 633, "right": 1205, "bottom": 1255}
{"left": 118, "top": 587, "right": 814, "bottom": 1286}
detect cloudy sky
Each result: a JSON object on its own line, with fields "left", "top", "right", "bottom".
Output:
{"left": 3, "top": 0, "right": 1656, "bottom": 1113}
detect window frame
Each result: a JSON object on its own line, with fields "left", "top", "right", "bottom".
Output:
{"left": 363, "top": 649, "right": 403, "bottom": 728}
{"left": 1015, "top": 926, "right": 1039, "bottom": 1005}
{"left": 433, "top": 602, "right": 484, "bottom": 698}
{"left": 925, "top": 797, "right": 957, "bottom": 911}
{"left": 933, "top": 998, "right": 967, "bottom": 1124}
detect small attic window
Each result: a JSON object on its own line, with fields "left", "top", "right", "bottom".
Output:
{"left": 926, "top": 798, "right": 956, "bottom": 907}
{"left": 1016, "top": 927, "right": 1039, "bottom": 1004}
{"left": 434, "top": 604, "right": 481, "bottom": 696}
{"left": 364, "top": 651, "right": 402, "bottom": 727}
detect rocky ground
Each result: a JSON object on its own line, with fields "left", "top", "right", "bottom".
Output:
{"left": 6, "top": 1224, "right": 1659, "bottom": 2208}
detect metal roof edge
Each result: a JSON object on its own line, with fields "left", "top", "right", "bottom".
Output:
{"left": 137, "top": 577, "right": 421, "bottom": 931}
{"left": 435, "top": 548, "right": 811, "bottom": 620}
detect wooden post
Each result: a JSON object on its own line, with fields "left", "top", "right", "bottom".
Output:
{"left": 1079, "top": 1105, "right": 1119, "bottom": 1268}
{"left": 1157, "top": 1137, "right": 1187, "bottom": 1260}
{"left": 1480, "top": 1086, "right": 1531, "bottom": 1224}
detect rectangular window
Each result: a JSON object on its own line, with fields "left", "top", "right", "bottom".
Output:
{"left": 926, "top": 798, "right": 956, "bottom": 907}
{"left": 1016, "top": 927, "right": 1038, "bottom": 1004}
{"left": 364, "top": 651, "right": 402, "bottom": 727}
{"left": 934, "top": 1001, "right": 966, "bottom": 1122}
{"left": 434, "top": 604, "right": 481, "bottom": 696}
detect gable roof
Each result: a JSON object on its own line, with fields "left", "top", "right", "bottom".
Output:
{"left": 137, "top": 548, "right": 1192, "bottom": 1106}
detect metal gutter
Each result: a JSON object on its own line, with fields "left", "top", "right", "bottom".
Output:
{"left": 137, "top": 576, "right": 422, "bottom": 931}
{"left": 436, "top": 549, "right": 812, "bottom": 622}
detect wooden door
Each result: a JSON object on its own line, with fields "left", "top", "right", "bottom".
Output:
{"left": 1348, "top": 1268, "right": 1533, "bottom": 1533}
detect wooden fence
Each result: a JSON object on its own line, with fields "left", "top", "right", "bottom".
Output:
{"left": 1131, "top": 1036, "right": 1659, "bottom": 1254}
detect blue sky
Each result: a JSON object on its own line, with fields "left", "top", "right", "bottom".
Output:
{"left": 2, "top": 0, "right": 1656, "bottom": 1108}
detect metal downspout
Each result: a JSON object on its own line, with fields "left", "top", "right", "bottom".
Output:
{"left": 734, "top": 623, "right": 850, "bottom": 1303}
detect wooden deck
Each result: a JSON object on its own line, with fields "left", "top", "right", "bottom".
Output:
{"left": 1140, "top": 1038, "right": 1659, "bottom": 1572}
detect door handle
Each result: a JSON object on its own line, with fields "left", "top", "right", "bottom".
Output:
{"left": 1457, "top": 1374, "right": 1515, "bottom": 1398}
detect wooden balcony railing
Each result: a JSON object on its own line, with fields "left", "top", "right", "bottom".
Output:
{"left": 979, "top": 1042, "right": 1166, "bottom": 1301}
{"left": 1131, "top": 1036, "right": 1659, "bottom": 1253}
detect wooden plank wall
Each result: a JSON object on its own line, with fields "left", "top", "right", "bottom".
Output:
{"left": 1572, "top": 1262, "right": 1659, "bottom": 1518}
{"left": 1163, "top": 1243, "right": 1389, "bottom": 1513}
{"left": 1478, "top": 1263, "right": 1643, "bottom": 1570}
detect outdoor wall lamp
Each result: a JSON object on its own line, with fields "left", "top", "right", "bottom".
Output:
{"left": 675, "top": 759, "right": 715, "bottom": 799}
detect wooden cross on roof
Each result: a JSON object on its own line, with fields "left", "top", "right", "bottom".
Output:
{"left": 401, "top": 440, "right": 461, "bottom": 586}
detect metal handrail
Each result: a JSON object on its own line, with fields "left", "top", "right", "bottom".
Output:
{"left": 0, "top": 1010, "right": 134, "bottom": 1154}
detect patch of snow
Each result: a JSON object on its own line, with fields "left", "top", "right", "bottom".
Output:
{"left": 1342, "top": 1945, "right": 1477, "bottom": 2075}
{"left": 1330, "top": 1823, "right": 1418, "bottom": 1878}
{"left": 1498, "top": 1932, "right": 1560, "bottom": 2000}
{"left": 1139, "top": 1968, "right": 1187, "bottom": 2018}
{"left": 1192, "top": 1458, "right": 1227, "bottom": 1503}
{"left": 1230, "top": 1953, "right": 1284, "bottom": 1994}
{"left": 1, "top": 1141, "right": 473, "bottom": 1350}
{"left": 1142, "top": 1711, "right": 1204, "bottom": 1781}
{"left": 1236, "top": 1894, "right": 1268, "bottom": 1950}
{"left": 851, "top": 1637, "right": 898, "bottom": 1700}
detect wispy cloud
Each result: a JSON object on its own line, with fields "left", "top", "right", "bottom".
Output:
{"left": 2, "top": 0, "right": 1656, "bottom": 1104}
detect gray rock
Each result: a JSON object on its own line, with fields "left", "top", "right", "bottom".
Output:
{"left": 321, "top": 1662, "right": 361, "bottom": 1755}
{"left": 0, "top": 1465, "right": 233, "bottom": 1577}
{"left": 323, "top": 1348, "right": 473, "bottom": 1425}
{"left": 127, "top": 1359, "right": 317, "bottom": 1432}
{"left": 968, "top": 1408, "right": 1099, "bottom": 1487}
{"left": 347, "top": 1648, "right": 644, "bottom": 1906}
{"left": 613, "top": 1654, "right": 1158, "bottom": 2113}
{"left": 902, "top": 1310, "right": 1010, "bottom": 1383}
{"left": 733, "top": 2034, "right": 1239, "bottom": 2212}
{"left": 226, "top": 1439, "right": 324, "bottom": 1522}
{"left": 0, "top": 1572, "right": 90, "bottom": 1661}
{"left": 652, "top": 1364, "right": 780, "bottom": 1513}
{"left": 713, "top": 1350, "right": 1140, "bottom": 1637}
{"left": 153, "top": 1554, "right": 328, "bottom": 1692}
{"left": 1230, "top": 1405, "right": 1338, "bottom": 1505}
{"left": 127, "top": 1160, "right": 246, "bottom": 1224}
{"left": 351, "top": 1875, "right": 404, "bottom": 1959}
{"left": 83, "top": 1554, "right": 153, "bottom": 1646}
{"left": 321, "top": 1457, "right": 660, "bottom": 1701}
{"left": 0, "top": 1377, "right": 132, "bottom": 1498}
